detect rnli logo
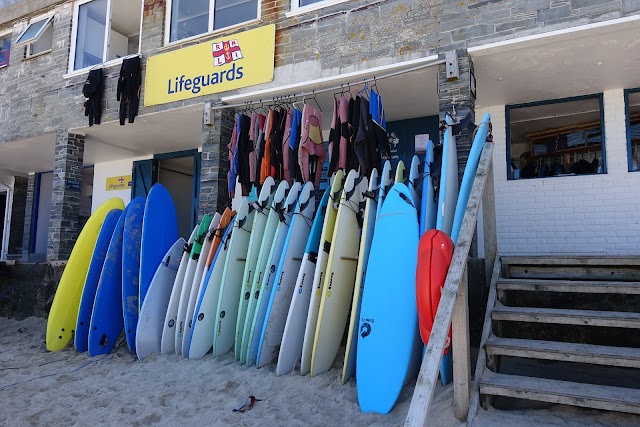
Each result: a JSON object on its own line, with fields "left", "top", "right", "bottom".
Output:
{"left": 212, "top": 39, "right": 243, "bottom": 67}
{"left": 360, "top": 322, "right": 371, "bottom": 338}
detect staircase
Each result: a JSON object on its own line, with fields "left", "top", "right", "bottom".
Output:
{"left": 472, "top": 256, "right": 640, "bottom": 419}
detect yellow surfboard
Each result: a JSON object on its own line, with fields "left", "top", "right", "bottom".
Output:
{"left": 395, "top": 160, "right": 406, "bottom": 184}
{"left": 46, "top": 198, "right": 125, "bottom": 351}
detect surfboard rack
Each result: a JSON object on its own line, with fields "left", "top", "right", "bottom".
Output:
{"left": 406, "top": 140, "right": 497, "bottom": 426}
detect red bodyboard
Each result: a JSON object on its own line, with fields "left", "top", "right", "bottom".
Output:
{"left": 416, "top": 229, "right": 454, "bottom": 348}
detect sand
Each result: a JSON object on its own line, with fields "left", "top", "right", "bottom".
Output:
{"left": 0, "top": 316, "right": 461, "bottom": 427}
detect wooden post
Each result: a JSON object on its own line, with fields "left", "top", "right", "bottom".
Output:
{"left": 452, "top": 267, "right": 471, "bottom": 420}
{"left": 482, "top": 152, "right": 497, "bottom": 288}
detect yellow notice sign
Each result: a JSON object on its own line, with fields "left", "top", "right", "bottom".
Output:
{"left": 144, "top": 25, "right": 276, "bottom": 106}
{"left": 106, "top": 175, "right": 132, "bottom": 191}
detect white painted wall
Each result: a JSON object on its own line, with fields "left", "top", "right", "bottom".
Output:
{"left": 92, "top": 156, "right": 152, "bottom": 212}
{"left": 480, "top": 89, "right": 640, "bottom": 255}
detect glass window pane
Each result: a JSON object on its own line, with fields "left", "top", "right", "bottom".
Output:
{"left": 213, "top": 0, "right": 257, "bottom": 30}
{"left": 74, "top": 0, "right": 108, "bottom": 70}
{"left": 0, "top": 36, "right": 10, "bottom": 67}
{"left": 31, "top": 21, "right": 53, "bottom": 55}
{"left": 107, "top": 0, "right": 142, "bottom": 60}
{"left": 629, "top": 92, "right": 640, "bottom": 171}
{"left": 16, "top": 18, "right": 49, "bottom": 45}
{"left": 170, "top": 0, "right": 210, "bottom": 42}
{"left": 299, "top": 0, "right": 324, "bottom": 7}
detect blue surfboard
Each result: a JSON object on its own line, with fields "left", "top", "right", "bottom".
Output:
{"left": 75, "top": 209, "right": 122, "bottom": 353}
{"left": 123, "top": 197, "right": 146, "bottom": 356}
{"left": 419, "top": 141, "right": 438, "bottom": 236}
{"left": 451, "top": 112, "right": 491, "bottom": 243}
{"left": 88, "top": 207, "right": 127, "bottom": 356}
{"left": 140, "top": 183, "right": 178, "bottom": 309}
{"left": 357, "top": 183, "right": 419, "bottom": 414}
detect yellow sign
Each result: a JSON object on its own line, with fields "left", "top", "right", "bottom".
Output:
{"left": 144, "top": 25, "right": 276, "bottom": 106}
{"left": 106, "top": 175, "right": 132, "bottom": 191}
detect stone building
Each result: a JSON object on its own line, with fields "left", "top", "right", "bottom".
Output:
{"left": 0, "top": 0, "right": 638, "bottom": 263}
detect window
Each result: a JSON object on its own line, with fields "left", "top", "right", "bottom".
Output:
{"left": 15, "top": 15, "right": 54, "bottom": 58}
{"left": 0, "top": 32, "right": 10, "bottom": 67}
{"left": 626, "top": 89, "right": 640, "bottom": 172}
{"left": 506, "top": 94, "right": 606, "bottom": 180}
{"left": 289, "top": 0, "right": 347, "bottom": 14}
{"left": 69, "top": 0, "right": 142, "bottom": 72}
{"left": 166, "top": 0, "right": 259, "bottom": 44}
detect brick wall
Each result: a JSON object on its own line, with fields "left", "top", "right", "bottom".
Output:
{"left": 480, "top": 89, "right": 640, "bottom": 255}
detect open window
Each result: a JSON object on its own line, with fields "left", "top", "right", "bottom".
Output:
{"left": 166, "top": 0, "right": 259, "bottom": 44}
{"left": 0, "top": 31, "right": 11, "bottom": 67}
{"left": 69, "top": 0, "right": 142, "bottom": 72}
{"left": 15, "top": 15, "right": 54, "bottom": 59}
{"left": 626, "top": 89, "right": 640, "bottom": 172}
{"left": 506, "top": 94, "right": 606, "bottom": 180}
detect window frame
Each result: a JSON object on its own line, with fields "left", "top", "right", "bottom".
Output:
{"left": 505, "top": 93, "right": 607, "bottom": 181}
{"left": 163, "top": 0, "right": 261, "bottom": 46}
{"left": 68, "top": 0, "right": 144, "bottom": 74}
{"left": 0, "top": 28, "right": 11, "bottom": 69}
{"left": 14, "top": 14, "right": 54, "bottom": 57}
{"left": 287, "top": 0, "right": 350, "bottom": 17}
{"left": 625, "top": 87, "right": 640, "bottom": 173}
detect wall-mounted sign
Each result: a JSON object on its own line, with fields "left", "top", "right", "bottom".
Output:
{"left": 415, "top": 134, "right": 429, "bottom": 154}
{"left": 144, "top": 24, "right": 276, "bottom": 107}
{"left": 106, "top": 175, "right": 132, "bottom": 191}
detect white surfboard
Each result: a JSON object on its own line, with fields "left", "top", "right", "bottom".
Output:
{"left": 409, "top": 155, "right": 421, "bottom": 210}
{"left": 246, "top": 181, "right": 302, "bottom": 366}
{"left": 213, "top": 198, "right": 255, "bottom": 357}
{"left": 437, "top": 115, "right": 459, "bottom": 235}
{"left": 181, "top": 213, "right": 221, "bottom": 355}
{"left": 311, "top": 170, "right": 368, "bottom": 376}
{"left": 376, "top": 161, "right": 393, "bottom": 219}
{"left": 276, "top": 186, "right": 331, "bottom": 375}
{"left": 160, "top": 225, "right": 198, "bottom": 354}
{"left": 256, "top": 181, "right": 315, "bottom": 368}
{"left": 234, "top": 177, "right": 276, "bottom": 359}
{"left": 342, "top": 168, "right": 379, "bottom": 383}
{"left": 300, "top": 170, "right": 345, "bottom": 375}
{"left": 240, "top": 180, "right": 290, "bottom": 364}
{"left": 136, "top": 238, "right": 185, "bottom": 361}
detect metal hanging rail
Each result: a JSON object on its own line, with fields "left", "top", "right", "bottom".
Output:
{"left": 210, "top": 58, "right": 445, "bottom": 110}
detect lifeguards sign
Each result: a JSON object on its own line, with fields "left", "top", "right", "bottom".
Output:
{"left": 144, "top": 25, "right": 275, "bottom": 106}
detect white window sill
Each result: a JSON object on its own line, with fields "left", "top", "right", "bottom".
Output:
{"left": 159, "top": 18, "right": 261, "bottom": 52}
{"left": 64, "top": 53, "right": 141, "bottom": 79}
{"left": 22, "top": 49, "right": 52, "bottom": 61}
{"left": 286, "top": 0, "right": 350, "bottom": 18}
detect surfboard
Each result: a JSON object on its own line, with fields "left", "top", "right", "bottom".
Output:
{"left": 357, "top": 183, "right": 419, "bottom": 414}
{"left": 46, "top": 197, "right": 124, "bottom": 352}
{"left": 140, "top": 183, "right": 178, "bottom": 309}
{"left": 419, "top": 141, "right": 438, "bottom": 236}
{"left": 409, "top": 155, "right": 421, "bottom": 212}
{"left": 160, "top": 225, "right": 198, "bottom": 354}
{"left": 234, "top": 177, "right": 276, "bottom": 360}
{"left": 87, "top": 204, "right": 127, "bottom": 356}
{"left": 174, "top": 216, "right": 212, "bottom": 355}
{"left": 75, "top": 208, "right": 122, "bottom": 353}
{"left": 394, "top": 160, "right": 405, "bottom": 184}
{"left": 122, "top": 197, "right": 146, "bottom": 356}
{"left": 300, "top": 170, "right": 344, "bottom": 375}
{"left": 187, "top": 218, "right": 235, "bottom": 359}
{"left": 342, "top": 168, "right": 380, "bottom": 383}
{"left": 277, "top": 186, "right": 330, "bottom": 375}
{"left": 257, "top": 181, "right": 315, "bottom": 368}
{"left": 311, "top": 171, "right": 367, "bottom": 377}
{"left": 451, "top": 112, "right": 491, "bottom": 244}
{"left": 136, "top": 237, "right": 186, "bottom": 361}
{"left": 213, "top": 198, "right": 256, "bottom": 357}
{"left": 181, "top": 213, "right": 219, "bottom": 355}
{"left": 246, "top": 181, "right": 302, "bottom": 367}
{"left": 376, "top": 161, "right": 393, "bottom": 220}
{"left": 206, "top": 208, "right": 234, "bottom": 267}
{"left": 240, "top": 180, "right": 289, "bottom": 364}
{"left": 436, "top": 115, "right": 459, "bottom": 236}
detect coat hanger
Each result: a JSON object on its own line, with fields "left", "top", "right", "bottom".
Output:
{"left": 311, "top": 90, "right": 322, "bottom": 113}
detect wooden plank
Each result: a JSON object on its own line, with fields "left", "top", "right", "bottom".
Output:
{"left": 486, "top": 337, "right": 640, "bottom": 368}
{"left": 452, "top": 268, "right": 471, "bottom": 420}
{"left": 501, "top": 256, "right": 640, "bottom": 267}
{"left": 405, "top": 142, "right": 495, "bottom": 427}
{"left": 492, "top": 304, "right": 640, "bottom": 328}
{"left": 467, "top": 257, "right": 501, "bottom": 424}
{"left": 507, "top": 265, "right": 640, "bottom": 282}
{"left": 481, "top": 149, "right": 497, "bottom": 287}
{"left": 479, "top": 371, "right": 640, "bottom": 415}
{"left": 497, "top": 278, "right": 640, "bottom": 294}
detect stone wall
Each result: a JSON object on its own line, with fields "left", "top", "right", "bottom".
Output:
{"left": 0, "top": 262, "right": 65, "bottom": 319}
